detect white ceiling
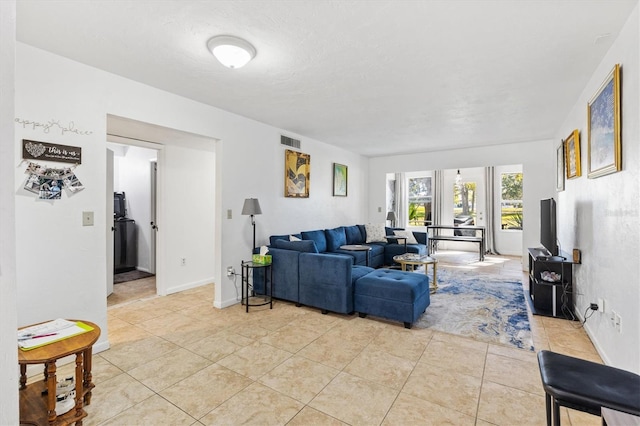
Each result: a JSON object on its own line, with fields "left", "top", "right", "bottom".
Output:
{"left": 16, "top": 0, "right": 638, "bottom": 157}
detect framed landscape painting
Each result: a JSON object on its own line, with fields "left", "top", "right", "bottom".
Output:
{"left": 284, "top": 149, "right": 310, "bottom": 198}
{"left": 333, "top": 163, "right": 348, "bottom": 196}
{"left": 564, "top": 129, "right": 581, "bottom": 179}
{"left": 588, "top": 64, "right": 621, "bottom": 178}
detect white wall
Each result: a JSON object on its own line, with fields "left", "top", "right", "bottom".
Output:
{"left": 555, "top": 4, "right": 639, "bottom": 372}
{"left": 0, "top": 1, "right": 19, "bottom": 423}
{"left": 110, "top": 144, "right": 157, "bottom": 273}
{"left": 369, "top": 140, "right": 555, "bottom": 262}
{"left": 14, "top": 43, "right": 370, "bottom": 354}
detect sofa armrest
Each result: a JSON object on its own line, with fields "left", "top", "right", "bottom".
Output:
{"left": 298, "top": 253, "right": 355, "bottom": 314}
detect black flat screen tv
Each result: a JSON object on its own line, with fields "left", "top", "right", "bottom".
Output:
{"left": 540, "top": 198, "right": 558, "bottom": 256}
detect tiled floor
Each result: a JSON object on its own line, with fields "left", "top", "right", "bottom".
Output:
{"left": 59, "top": 251, "right": 602, "bottom": 425}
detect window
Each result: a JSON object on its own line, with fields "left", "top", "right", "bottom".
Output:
{"left": 453, "top": 181, "right": 477, "bottom": 226}
{"left": 501, "top": 172, "right": 523, "bottom": 230}
{"left": 408, "top": 176, "right": 432, "bottom": 226}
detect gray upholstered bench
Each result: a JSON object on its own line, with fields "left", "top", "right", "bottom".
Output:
{"left": 354, "top": 269, "right": 430, "bottom": 328}
{"left": 537, "top": 350, "right": 640, "bottom": 426}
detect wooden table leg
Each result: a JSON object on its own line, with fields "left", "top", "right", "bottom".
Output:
{"left": 83, "top": 347, "right": 94, "bottom": 405}
{"left": 19, "top": 364, "right": 27, "bottom": 390}
{"left": 46, "top": 361, "right": 57, "bottom": 423}
{"left": 75, "top": 351, "right": 84, "bottom": 420}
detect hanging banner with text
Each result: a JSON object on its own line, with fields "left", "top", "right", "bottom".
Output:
{"left": 22, "top": 139, "right": 82, "bottom": 164}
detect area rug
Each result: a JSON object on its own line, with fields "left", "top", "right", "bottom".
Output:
{"left": 414, "top": 268, "right": 534, "bottom": 351}
{"left": 114, "top": 270, "right": 154, "bottom": 284}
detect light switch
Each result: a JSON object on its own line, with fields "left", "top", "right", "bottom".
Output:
{"left": 227, "top": 209, "right": 232, "bottom": 219}
{"left": 82, "top": 211, "right": 94, "bottom": 226}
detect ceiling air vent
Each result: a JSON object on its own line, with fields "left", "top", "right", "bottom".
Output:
{"left": 281, "top": 135, "right": 301, "bottom": 149}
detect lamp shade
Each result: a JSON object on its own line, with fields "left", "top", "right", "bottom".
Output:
{"left": 386, "top": 211, "right": 396, "bottom": 221}
{"left": 241, "top": 198, "right": 262, "bottom": 216}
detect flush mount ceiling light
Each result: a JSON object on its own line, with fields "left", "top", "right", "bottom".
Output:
{"left": 207, "top": 35, "right": 256, "bottom": 69}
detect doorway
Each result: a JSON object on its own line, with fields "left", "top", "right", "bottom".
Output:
{"left": 107, "top": 142, "right": 159, "bottom": 306}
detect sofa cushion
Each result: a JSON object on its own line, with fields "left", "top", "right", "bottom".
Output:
{"left": 273, "top": 239, "right": 318, "bottom": 253}
{"left": 301, "top": 229, "right": 328, "bottom": 253}
{"left": 394, "top": 230, "right": 418, "bottom": 244}
{"left": 344, "top": 225, "right": 365, "bottom": 245}
{"left": 365, "top": 223, "right": 387, "bottom": 243}
{"left": 325, "top": 227, "right": 347, "bottom": 252}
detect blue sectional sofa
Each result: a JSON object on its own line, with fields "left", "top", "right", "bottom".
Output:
{"left": 269, "top": 224, "right": 428, "bottom": 268}
{"left": 252, "top": 224, "right": 430, "bottom": 324}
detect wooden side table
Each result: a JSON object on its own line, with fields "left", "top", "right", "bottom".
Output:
{"left": 18, "top": 320, "right": 100, "bottom": 425}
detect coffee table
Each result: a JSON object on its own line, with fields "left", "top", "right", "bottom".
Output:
{"left": 393, "top": 253, "right": 438, "bottom": 293}
{"left": 339, "top": 244, "right": 372, "bottom": 266}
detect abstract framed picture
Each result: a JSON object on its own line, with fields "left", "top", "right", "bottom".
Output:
{"left": 284, "top": 149, "right": 310, "bottom": 198}
{"left": 564, "top": 129, "right": 581, "bottom": 179}
{"left": 332, "top": 163, "right": 348, "bottom": 196}
{"left": 556, "top": 141, "right": 565, "bottom": 192}
{"left": 588, "top": 64, "right": 621, "bottom": 179}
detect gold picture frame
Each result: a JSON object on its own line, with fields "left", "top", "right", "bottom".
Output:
{"left": 284, "top": 149, "right": 310, "bottom": 198}
{"left": 588, "top": 64, "right": 621, "bottom": 178}
{"left": 564, "top": 129, "right": 581, "bottom": 179}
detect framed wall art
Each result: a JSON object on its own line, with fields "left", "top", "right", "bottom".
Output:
{"left": 284, "top": 149, "right": 310, "bottom": 198}
{"left": 588, "top": 64, "right": 621, "bottom": 178}
{"left": 556, "top": 141, "right": 565, "bottom": 192}
{"left": 332, "top": 163, "right": 348, "bottom": 196}
{"left": 564, "top": 129, "right": 581, "bottom": 179}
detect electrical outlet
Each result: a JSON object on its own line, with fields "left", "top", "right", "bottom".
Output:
{"left": 597, "top": 298, "right": 604, "bottom": 312}
{"left": 181, "top": 257, "right": 186, "bottom": 266}
{"left": 226, "top": 266, "right": 235, "bottom": 277}
{"left": 615, "top": 313, "right": 622, "bottom": 333}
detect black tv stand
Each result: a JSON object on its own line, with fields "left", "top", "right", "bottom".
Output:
{"left": 528, "top": 247, "right": 576, "bottom": 320}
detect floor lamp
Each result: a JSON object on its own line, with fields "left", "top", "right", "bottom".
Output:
{"left": 242, "top": 198, "right": 262, "bottom": 250}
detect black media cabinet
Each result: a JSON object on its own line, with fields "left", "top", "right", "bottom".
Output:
{"left": 528, "top": 248, "right": 577, "bottom": 319}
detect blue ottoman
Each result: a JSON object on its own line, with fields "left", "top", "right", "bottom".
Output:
{"left": 354, "top": 269, "right": 430, "bottom": 328}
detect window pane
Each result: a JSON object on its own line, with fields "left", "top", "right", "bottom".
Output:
{"left": 501, "top": 172, "right": 523, "bottom": 230}
{"left": 408, "top": 177, "right": 432, "bottom": 226}
{"left": 453, "top": 182, "right": 476, "bottom": 229}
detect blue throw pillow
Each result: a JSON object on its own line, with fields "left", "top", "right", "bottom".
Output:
{"left": 269, "top": 234, "right": 291, "bottom": 245}
{"left": 325, "top": 227, "right": 347, "bottom": 252}
{"left": 301, "top": 229, "right": 327, "bottom": 253}
{"left": 273, "top": 239, "right": 318, "bottom": 253}
{"left": 345, "top": 225, "right": 364, "bottom": 244}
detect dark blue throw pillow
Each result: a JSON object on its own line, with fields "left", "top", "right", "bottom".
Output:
{"left": 273, "top": 239, "right": 318, "bottom": 253}
{"left": 301, "top": 230, "right": 328, "bottom": 253}
{"left": 344, "top": 225, "right": 364, "bottom": 244}
{"left": 325, "top": 227, "right": 347, "bottom": 252}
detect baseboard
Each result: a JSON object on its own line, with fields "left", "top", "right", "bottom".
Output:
{"left": 136, "top": 267, "right": 151, "bottom": 273}
{"left": 576, "top": 308, "right": 612, "bottom": 366}
{"left": 215, "top": 297, "right": 241, "bottom": 309}
{"left": 93, "top": 340, "right": 110, "bottom": 354}
{"left": 165, "top": 277, "right": 214, "bottom": 295}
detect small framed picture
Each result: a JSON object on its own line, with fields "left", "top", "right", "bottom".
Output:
{"left": 332, "top": 163, "right": 348, "bottom": 196}
{"left": 565, "top": 129, "right": 581, "bottom": 179}
{"left": 556, "top": 141, "right": 565, "bottom": 192}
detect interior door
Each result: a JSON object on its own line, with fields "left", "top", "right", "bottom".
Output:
{"left": 106, "top": 148, "right": 114, "bottom": 296}
{"left": 149, "top": 160, "right": 157, "bottom": 274}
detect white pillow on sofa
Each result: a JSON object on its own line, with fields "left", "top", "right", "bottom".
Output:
{"left": 394, "top": 230, "right": 418, "bottom": 244}
{"left": 365, "top": 223, "right": 387, "bottom": 243}
{"left": 289, "top": 235, "right": 301, "bottom": 241}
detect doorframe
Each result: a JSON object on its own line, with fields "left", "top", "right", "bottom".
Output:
{"left": 107, "top": 135, "right": 165, "bottom": 296}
